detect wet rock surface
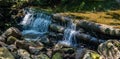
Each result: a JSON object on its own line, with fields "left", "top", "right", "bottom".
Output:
{"left": 0, "top": 27, "right": 78, "bottom": 59}
{"left": 0, "top": 0, "right": 120, "bottom": 59}
{"left": 17, "top": 49, "right": 31, "bottom": 59}
{"left": 1, "top": 14, "right": 120, "bottom": 59}
{"left": 0, "top": 47, "right": 15, "bottom": 59}
{"left": 1, "top": 27, "right": 22, "bottom": 39}
{"left": 98, "top": 40, "right": 120, "bottom": 59}
{"left": 52, "top": 52, "right": 63, "bottom": 59}
{"left": 75, "top": 48, "right": 100, "bottom": 59}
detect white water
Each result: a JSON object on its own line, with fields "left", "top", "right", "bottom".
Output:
{"left": 21, "top": 12, "right": 51, "bottom": 41}
{"left": 59, "top": 29, "right": 77, "bottom": 46}
{"left": 21, "top": 12, "right": 33, "bottom": 26}
{"left": 21, "top": 10, "right": 77, "bottom": 46}
{"left": 59, "top": 19, "right": 77, "bottom": 47}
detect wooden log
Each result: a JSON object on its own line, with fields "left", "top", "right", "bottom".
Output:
{"left": 76, "top": 20, "right": 120, "bottom": 36}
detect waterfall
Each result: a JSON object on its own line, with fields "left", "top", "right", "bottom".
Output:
{"left": 20, "top": 12, "right": 33, "bottom": 26}
{"left": 68, "top": 20, "right": 76, "bottom": 30}
{"left": 59, "top": 19, "right": 77, "bottom": 47}
{"left": 21, "top": 11, "right": 52, "bottom": 41}
{"left": 59, "top": 29, "right": 77, "bottom": 47}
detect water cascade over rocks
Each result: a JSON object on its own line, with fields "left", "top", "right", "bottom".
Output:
{"left": 1, "top": 6, "right": 120, "bottom": 59}
{"left": 21, "top": 10, "right": 52, "bottom": 41}
{"left": 20, "top": 9, "right": 79, "bottom": 47}
{"left": 20, "top": 9, "right": 104, "bottom": 47}
{"left": 59, "top": 29, "right": 77, "bottom": 47}
{"left": 59, "top": 19, "right": 78, "bottom": 47}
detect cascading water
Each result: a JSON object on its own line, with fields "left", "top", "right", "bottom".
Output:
{"left": 21, "top": 11, "right": 52, "bottom": 41}
{"left": 21, "top": 8, "right": 77, "bottom": 46}
{"left": 59, "top": 19, "right": 77, "bottom": 47}
{"left": 59, "top": 29, "right": 77, "bottom": 47}
{"left": 20, "top": 12, "right": 33, "bottom": 26}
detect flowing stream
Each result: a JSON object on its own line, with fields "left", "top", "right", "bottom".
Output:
{"left": 59, "top": 20, "right": 78, "bottom": 47}
{"left": 21, "top": 9, "right": 78, "bottom": 47}
{"left": 21, "top": 11, "right": 52, "bottom": 41}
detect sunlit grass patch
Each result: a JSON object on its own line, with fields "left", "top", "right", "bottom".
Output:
{"left": 58, "top": 10, "right": 120, "bottom": 28}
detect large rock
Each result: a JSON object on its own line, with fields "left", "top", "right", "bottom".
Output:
{"left": 62, "top": 48, "right": 75, "bottom": 59}
{"left": 98, "top": 40, "right": 120, "bottom": 59}
{"left": 61, "top": 48, "right": 75, "bottom": 54}
{"left": 52, "top": 14, "right": 70, "bottom": 23}
{"left": 76, "top": 33, "right": 105, "bottom": 45}
{"left": 15, "top": 40, "right": 30, "bottom": 50}
{"left": 54, "top": 44, "right": 75, "bottom": 59}
{"left": 0, "top": 36, "right": 5, "bottom": 42}
{"left": 7, "top": 36, "right": 18, "bottom": 45}
{"left": 2, "top": 27, "right": 22, "bottom": 39}
{"left": 15, "top": 40, "right": 44, "bottom": 54}
{"left": 0, "top": 47, "right": 15, "bottom": 59}
{"left": 7, "top": 44, "right": 20, "bottom": 59}
{"left": 76, "top": 20, "right": 120, "bottom": 36}
{"left": 29, "top": 45, "right": 43, "bottom": 55}
{"left": 49, "top": 24, "right": 64, "bottom": 33}
{"left": 75, "top": 48, "right": 100, "bottom": 59}
{"left": 54, "top": 43, "right": 68, "bottom": 50}
{"left": 17, "top": 49, "right": 31, "bottom": 59}
{"left": 32, "top": 53, "right": 50, "bottom": 59}
{"left": 39, "top": 36, "right": 50, "bottom": 44}
{"left": 52, "top": 52, "right": 63, "bottom": 59}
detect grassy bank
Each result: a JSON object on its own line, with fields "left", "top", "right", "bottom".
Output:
{"left": 57, "top": 10, "right": 120, "bottom": 28}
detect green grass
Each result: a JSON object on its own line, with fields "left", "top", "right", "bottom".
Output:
{"left": 57, "top": 10, "right": 120, "bottom": 28}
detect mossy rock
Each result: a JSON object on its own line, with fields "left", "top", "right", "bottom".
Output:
{"left": 0, "top": 47, "right": 15, "bottom": 59}
{"left": 98, "top": 40, "right": 120, "bottom": 59}
{"left": 104, "top": 28, "right": 111, "bottom": 34}
{"left": 75, "top": 48, "right": 100, "bottom": 59}
{"left": 7, "top": 36, "right": 18, "bottom": 45}
{"left": 50, "top": 24, "right": 64, "bottom": 33}
{"left": 37, "top": 53, "right": 50, "bottom": 59}
{"left": 2, "top": 27, "right": 22, "bottom": 39}
{"left": 0, "top": 36, "right": 5, "bottom": 42}
{"left": 61, "top": 48, "right": 75, "bottom": 54}
{"left": 52, "top": 52, "right": 63, "bottom": 59}
{"left": 17, "top": 49, "right": 31, "bottom": 59}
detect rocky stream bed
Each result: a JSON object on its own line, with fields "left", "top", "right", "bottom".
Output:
{"left": 0, "top": 8, "right": 120, "bottom": 59}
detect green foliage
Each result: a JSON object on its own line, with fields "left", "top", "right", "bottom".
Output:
{"left": 29, "top": 0, "right": 48, "bottom": 6}
{"left": 52, "top": 0, "right": 120, "bottom": 12}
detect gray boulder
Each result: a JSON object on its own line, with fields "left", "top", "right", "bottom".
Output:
{"left": 98, "top": 40, "right": 120, "bottom": 59}
{"left": 0, "top": 47, "right": 15, "bottom": 59}
{"left": 1, "top": 27, "right": 22, "bottom": 39}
